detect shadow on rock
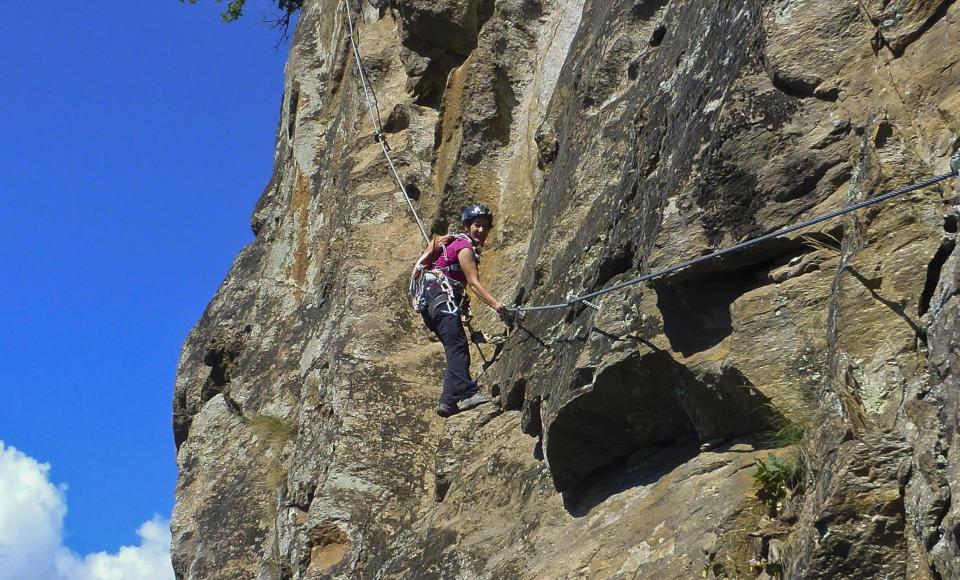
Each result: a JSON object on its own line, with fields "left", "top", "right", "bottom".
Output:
{"left": 545, "top": 349, "right": 788, "bottom": 507}
{"left": 561, "top": 438, "right": 700, "bottom": 517}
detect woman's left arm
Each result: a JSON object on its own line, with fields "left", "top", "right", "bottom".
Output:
{"left": 458, "top": 248, "right": 505, "bottom": 316}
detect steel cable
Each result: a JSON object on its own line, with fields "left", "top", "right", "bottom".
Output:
{"left": 515, "top": 171, "right": 957, "bottom": 314}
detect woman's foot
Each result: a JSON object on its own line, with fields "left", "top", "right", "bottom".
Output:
{"left": 436, "top": 402, "right": 459, "bottom": 417}
{"left": 458, "top": 392, "right": 491, "bottom": 411}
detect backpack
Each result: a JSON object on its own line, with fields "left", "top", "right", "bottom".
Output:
{"left": 409, "top": 247, "right": 437, "bottom": 314}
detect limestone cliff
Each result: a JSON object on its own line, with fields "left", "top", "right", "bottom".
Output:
{"left": 171, "top": 0, "right": 960, "bottom": 577}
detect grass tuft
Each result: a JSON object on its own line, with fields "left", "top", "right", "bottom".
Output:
{"left": 800, "top": 233, "right": 842, "bottom": 255}
{"left": 753, "top": 452, "right": 804, "bottom": 517}
{"left": 249, "top": 415, "right": 296, "bottom": 447}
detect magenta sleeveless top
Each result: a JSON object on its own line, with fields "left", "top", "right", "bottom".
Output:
{"left": 432, "top": 235, "right": 476, "bottom": 285}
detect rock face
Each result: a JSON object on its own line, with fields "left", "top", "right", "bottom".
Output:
{"left": 171, "top": 0, "right": 960, "bottom": 577}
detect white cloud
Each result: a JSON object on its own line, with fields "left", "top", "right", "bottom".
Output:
{"left": 0, "top": 441, "right": 65, "bottom": 579}
{"left": 0, "top": 441, "right": 174, "bottom": 580}
{"left": 54, "top": 516, "right": 174, "bottom": 580}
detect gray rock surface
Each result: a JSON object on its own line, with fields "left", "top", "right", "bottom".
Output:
{"left": 172, "top": 0, "right": 960, "bottom": 577}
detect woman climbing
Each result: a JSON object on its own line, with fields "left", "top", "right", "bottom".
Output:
{"left": 416, "top": 203, "right": 507, "bottom": 417}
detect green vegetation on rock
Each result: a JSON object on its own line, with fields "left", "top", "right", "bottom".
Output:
{"left": 753, "top": 453, "right": 804, "bottom": 517}
{"left": 183, "top": 0, "right": 302, "bottom": 24}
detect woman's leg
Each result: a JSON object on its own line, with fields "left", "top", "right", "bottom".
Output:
{"left": 433, "top": 313, "right": 477, "bottom": 405}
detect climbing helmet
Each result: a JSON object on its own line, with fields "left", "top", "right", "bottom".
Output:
{"left": 461, "top": 203, "right": 494, "bottom": 225}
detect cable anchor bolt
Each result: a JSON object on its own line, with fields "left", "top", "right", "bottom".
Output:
{"left": 374, "top": 131, "right": 391, "bottom": 151}
{"left": 506, "top": 307, "right": 526, "bottom": 322}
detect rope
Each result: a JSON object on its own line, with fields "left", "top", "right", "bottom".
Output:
{"left": 514, "top": 171, "right": 958, "bottom": 314}
{"left": 342, "top": 0, "right": 430, "bottom": 243}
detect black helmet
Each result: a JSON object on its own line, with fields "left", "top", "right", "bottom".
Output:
{"left": 461, "top": 203, "right": 493, "bottom": 225}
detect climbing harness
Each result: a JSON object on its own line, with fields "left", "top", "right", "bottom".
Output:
{"left": 409, "top": 267, "right": 466, "bottom": 317}
{"left": 409, "top": 234, "right": 479, "bottom": 316}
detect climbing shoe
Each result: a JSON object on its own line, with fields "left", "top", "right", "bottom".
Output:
{"left": 458, "top": 392, "right": 491, "bottom": 411}
{"left": 436, "top": 402, "right": 459, "bottom": 417}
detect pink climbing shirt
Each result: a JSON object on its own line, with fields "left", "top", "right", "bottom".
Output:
{"left": 432, "top": 236, "right": 475, "bottom": 285}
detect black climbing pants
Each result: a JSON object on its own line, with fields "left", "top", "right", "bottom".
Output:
{"left": 422, "top": 311, "right": 477, "bottom": 406}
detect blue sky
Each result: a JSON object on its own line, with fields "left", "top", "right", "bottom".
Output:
{"left": 0, "top": 0, "right": 291, "bottom": 560}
